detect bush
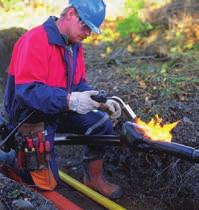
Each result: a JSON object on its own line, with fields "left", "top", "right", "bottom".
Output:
{"left": 116, "top": 14, "right": 153, "bottom": 37}
{"left": 116, "top": 0, "right": 153, "bottom": 38}
{"left": 1, "top": 0, "right": 21, "bottom": 10}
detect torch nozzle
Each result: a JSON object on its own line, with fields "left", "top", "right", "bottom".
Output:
{"left": 122, "top": 121, "right": 199, "bottom": 163}
{"left": 110, "top": 96, "right": 137, "bottom": 120}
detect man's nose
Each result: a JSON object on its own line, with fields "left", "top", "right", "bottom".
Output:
{"left": 85, "top": 28, "right": 91, "bottom": 36}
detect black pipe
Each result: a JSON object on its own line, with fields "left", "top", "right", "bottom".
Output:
{"left": 53, "top": 121, "right": 199, "bottom": 163}
{"left": 54, "top": 133, "right": 121, "bottom": 146}
{"left": 122, "top": 121, "right": 199, "bottom": 163}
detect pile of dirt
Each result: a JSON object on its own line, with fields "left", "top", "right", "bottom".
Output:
{"left": 102, "top": 97, "right": 199, "bottom": 209}
{"left": 0, "top": 172, "right": 56, "bottom": 210}
{"left": 87, "top": 44, "right": 199, "bottom": 209}
{"left": 56, "top": 44, "right": 199, "bottom": 210}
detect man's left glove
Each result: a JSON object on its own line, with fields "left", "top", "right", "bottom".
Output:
{"left": 103, "top": 99, "right": 121, "bottom": 119}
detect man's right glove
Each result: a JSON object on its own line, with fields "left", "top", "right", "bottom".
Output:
{"left": 68, "top": 91, "right": 100, "bottom": 114}
{"left": 100, "top": 99, "right": 121, "bottom": 119}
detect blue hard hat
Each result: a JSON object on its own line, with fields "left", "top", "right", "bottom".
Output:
{"left": 69, "top": 0, "right": 106, "bottom": 34}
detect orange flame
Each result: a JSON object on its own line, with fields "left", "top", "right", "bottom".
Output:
{"left": 135, "top": 114, "right": 180, "bottom": 142}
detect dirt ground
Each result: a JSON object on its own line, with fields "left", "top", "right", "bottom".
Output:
{"left": 0, "top": 171, "right": 56, "bottom": 209}
{"left": 55, "top": 44, "right": 199, "bottom": 210}
{"left": 0, "top": 31, "right": 199, "bottom": 210}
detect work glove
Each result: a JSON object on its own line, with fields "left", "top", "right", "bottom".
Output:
{"left": 68, "top": 90, "right": 100, "bottom": 114}
{"left": 103, "top": 99, "right": 121, "bottom": 119}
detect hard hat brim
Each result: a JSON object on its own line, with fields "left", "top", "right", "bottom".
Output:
{"left": 85, "top": 20, "right": 101, "bottom": 34}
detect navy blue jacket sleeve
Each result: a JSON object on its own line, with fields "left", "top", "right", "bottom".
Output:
{"left": 74, "top": 79, "right": 94, "bottom": 92}
{"left": 16, "top": 82, "right": 68, "bottom": 114}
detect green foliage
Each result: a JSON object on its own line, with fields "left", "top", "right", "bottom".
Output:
{"left": 125, "top": 49, "right": 199, "bottom": 98}
{"left": 125, "top": 0, "right": 145, "bottom": 13}
{"left": 126, "top": 63, "right": 157, "bottom": 79}
{"left": 1, "top": 0, "right": 21, "bottom": 10}
{"left": 116, "top": 14, "right": 153, "bottom": 37}
{"left": 116, "top": 0, "right": 153, "bottom": 38}
{"left": 192, "top": 42, "right": 199, "bottom": 51}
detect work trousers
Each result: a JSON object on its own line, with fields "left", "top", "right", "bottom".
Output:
{"left": 41, "top": 110, "right": 114, "bottom": 182}
{"left": 57, "top": 110, "right": 114, "bottom": 159}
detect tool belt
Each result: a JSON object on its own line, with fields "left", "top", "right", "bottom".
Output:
{"left": 16, "top": 122, "right": 51, "bottom": 171}
{"left": 18, "top": 122, "right": 45, "bottom": 135}
{"left": 16, "top": 122, "right": 57, "bottom": 190}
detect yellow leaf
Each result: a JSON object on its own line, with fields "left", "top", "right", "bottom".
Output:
{"left": 139, "top": 80, "right": 147, "bottom": 89}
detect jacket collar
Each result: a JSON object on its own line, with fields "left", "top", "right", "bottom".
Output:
{"left": 43, "top": 16, "right": 81, "bottom": 50}
{"left": 43, "top": 16, "right": 66, "bottom": 47}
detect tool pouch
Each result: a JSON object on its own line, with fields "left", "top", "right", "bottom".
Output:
{"left": 17, "top": 122, "right": 57, "bottom": 190}
{"left": 24, "top": 147, "right": 38, "bottom": 170}
{"left": 18, "top": 122, "right": 45, "bottom": 136}
{"left": 17, "top": 122, "right": 45, "bottom": 170}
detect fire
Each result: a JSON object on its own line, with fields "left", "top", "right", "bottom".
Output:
{"left": 134, "top": 114, "right": 180, "bottom": 142}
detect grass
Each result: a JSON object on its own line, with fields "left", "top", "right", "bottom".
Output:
{"left": 125, "top": 50, "right": 199, "bottom": 98}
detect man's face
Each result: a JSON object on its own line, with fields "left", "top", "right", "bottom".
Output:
{"left": 64, "top": 8, "right": 92, "bottom": 43}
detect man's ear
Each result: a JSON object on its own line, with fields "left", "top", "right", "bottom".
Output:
{"left": 66, "top": 7, "right": 76, "bottom": 20}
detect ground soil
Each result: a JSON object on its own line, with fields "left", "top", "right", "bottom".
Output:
{"left": 0, "top": 31, "right": 198, "bottom": 210}
{"left": 0, "top": 171, "right": 57, "bottom": 209}
{"left": 55, "top": 44, "right": 199, "bottom": 210}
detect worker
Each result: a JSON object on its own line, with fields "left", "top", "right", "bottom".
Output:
{"left": 4, "top": 0, "right": 123, "bottom": 199}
